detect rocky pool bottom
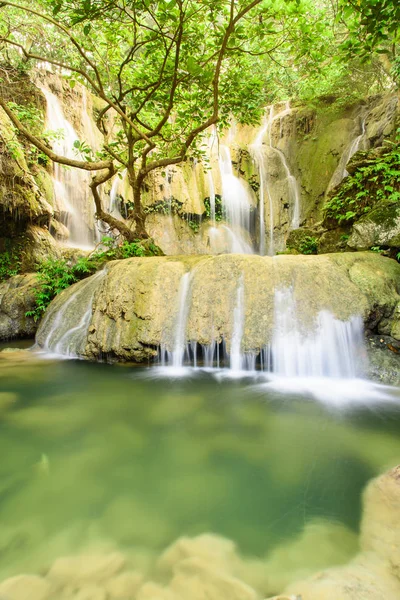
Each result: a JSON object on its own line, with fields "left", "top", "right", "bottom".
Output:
{"left": 0, "top": 350, "right": 399, "bottom": 600}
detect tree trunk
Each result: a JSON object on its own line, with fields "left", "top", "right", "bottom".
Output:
{"left": 132, "top": 178, "right": 149, "bottom": 239}
{"left": 90, "top": 168, "right": 138, "bottom": 242}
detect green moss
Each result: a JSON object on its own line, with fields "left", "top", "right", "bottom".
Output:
{"left": 361, "top": 200, "right": 399, "bottom": 229}
{"left": 33, "top": 169, "right": 55, "bottom": 206}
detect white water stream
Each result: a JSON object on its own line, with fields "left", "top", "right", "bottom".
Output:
{"left": 41, "top": 86, "right": 97, "bottom": 248}
{"left": 250, "top": 102, "right": 301, "bottom": 255}
{"left": 327, "top": 110, "right": 368, "bottom": 193}
{"left": 40, "top": 270, "right": 105, "bottom": 356}
{"left": 218, "top": 145, "right": 254, "bottom": 253}
{"left": 159, "top": 270, "right": 367, "bottom": 382}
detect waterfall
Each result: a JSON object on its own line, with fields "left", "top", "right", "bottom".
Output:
{"left": 230, "top": 277, "right": 245, "bottom": 371}
{"left": 343, "top": 113, "right": 367, "bottom": 178}
{"left": 160, "top": 271, "right": 193, "bottom": 369}
{"left": 249, "top": 107, "right": 274, "bottom": 255}
{"left": 38, "top": 270, "right": 105, "bottom": 357}
{"left": 171, "top": 272, "right": 192, "bottom": 368}
{"left": 159, "top": 273, "right": 366, "bottom": 379}
{"left": 263, "top": 287, "right": 366, "bottom": 378}
{"left": 250, "top": 102, "right": 301, "bottom": 256}
{"left": 327, "top": 110, "right": 368, "bottom": 193}
{"left": 218, "top": 145, "right": 254, "bottom": 254}
{"left": 268, "top": 102, "right": 301, "bottom": 230}
{"left": 109, "top": 171, "right": 127, "bottom": 219}
{"left": 40, "top": 86, "right": 96, "bottom": 249}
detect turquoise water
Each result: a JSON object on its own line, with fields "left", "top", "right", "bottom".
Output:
{"left": 0, "top": 351, "right": 399, "bottom": 591}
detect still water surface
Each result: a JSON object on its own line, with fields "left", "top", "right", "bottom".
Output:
{"left": 0, "top": 352, "right": 399, "bottom": 586}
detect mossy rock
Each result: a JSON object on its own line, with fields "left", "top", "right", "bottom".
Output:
{"left": 348, "top": 200, "right": 400, "bottom": 249}
{"left": 286, "top": 228, "right": 319, "bottom": 254}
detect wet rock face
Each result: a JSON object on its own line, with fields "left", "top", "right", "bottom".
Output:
{"left": 0, "top": 273, "right": 40, "bottom": 340}
{"left": 35, "top": 252, "right": 400, "bottom": 363}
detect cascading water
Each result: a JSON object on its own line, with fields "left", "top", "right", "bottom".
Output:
{"left": 160, "top": 271, "right": 193, "bottom": 369}
{"left": 40, "top": 86, "right": 96, "bottom": 248}
{"left": 159, "top": 272, "right": 367, "bottom": 380}
{"left": 250, "top": 102, "right": 301, "bottom": 256}
{"left": 39, "top": 270, "right": 105, "bottom": 357}
{"left": 230, "top": 277, "right": 245, "bottom": 371}
{"left": 262, "top": 287, "right": 366, "bottom": 378}
{"left": 268, "top": 102, "right": 301, "bottom": 230}
{"left": 327, "top": 109, "right": 368, "bottom": 192}
{"left": 109, "top": 170, "right": 127, "bottom": 219}
{"left": 249, "top": 107, "right": 274, "bottom": 255}
{"left": 218, "top": 145, "right": 254, "bottom": 254}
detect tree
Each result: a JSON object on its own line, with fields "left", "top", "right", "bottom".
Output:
{"left": 0, "top": 0, "right": 276, "bottom": 240}
{"left": 338, "top": 0, "right": 400, "bottom": 82}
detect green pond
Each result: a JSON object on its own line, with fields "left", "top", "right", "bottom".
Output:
{"left": 0, "top": 351, "right": 400, "bottom": 590}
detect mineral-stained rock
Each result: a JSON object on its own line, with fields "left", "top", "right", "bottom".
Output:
{"left": 35, "top": 252, "right": 400, "bottom": 364}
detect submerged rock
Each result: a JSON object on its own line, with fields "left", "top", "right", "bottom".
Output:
{"left": 285, "top": 465, "right": 400, "bottom": 600}
{"left": 0, "top": 574, "right": 51, "bottom": 600}
{"left": 35, "top": 253, "right": 400, "bottom": 365}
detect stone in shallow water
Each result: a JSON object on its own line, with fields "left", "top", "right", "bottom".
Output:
{"left": 0, "top": 574, "right": 51, "bottom": 600}
{"left": 105, "top": 571, "right": 144, "bottom": 598}
{"left": 47, "top": 553, "right": 126, "bottom": 586}
{"left": 64, "top": 584, "right": 107, "bottom": 600}
{"left": 170, "top": 556, "right": 257, "bottom": 600}
{"left": 285, "top": 466, "right": 400, "bottom": 600}
{"left": 157, "top": 533, "right": 238, "bottom": 576}
{"left": 260, "top": 518, "right": 358, "bottom": 594}
{"left": 136, "top": 582, "right": 179, "bottom": 600}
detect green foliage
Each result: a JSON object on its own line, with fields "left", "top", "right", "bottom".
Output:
{"left": 298, "top": 236, "right": 318, "bottom": 255}
{"left": 26, "top": 237, "right": 156, "bottom": 320}
{"left": 73, "top": 139, "right": 94, "bottom": 162}
{"left": 339, "top": 0, "right": 400, "bottom": 61}
{"left": 204, "top": 195, "right": 223, "bottom": 222}
{"left": 187, "top": 218, "right": 200, "bottom": 234}
{"left": 324, "top": 144, "right": 400, "bottom": 224}
{"left": 370, "top": 246, "right": 385, "bottom": 254}
{"left": 143, "top": 198, "right": 183, "bottom": 216}
{"left": 26, "top": 258, "right": 80, "bottom": 321}
{"left": 0, "top": 247, "right": 22, "bottom": 281}
{"left": 7, "top": 102, "right": 43, "bottom": 135}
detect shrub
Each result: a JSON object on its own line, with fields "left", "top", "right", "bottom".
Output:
{"left": 324, "top": 144, "right": 400, "bottom": 224}
{"left": 26, "top": 237, "right": 156, "bottom": 321}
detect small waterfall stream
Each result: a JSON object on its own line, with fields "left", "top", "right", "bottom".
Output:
{"left": 157, "top": 269, "right": 366, "bottom": 379}
{"left": 38, "top": 270, "right": 106, "bottom": 356}
{"left": 230, "top": 277, "right": 245, "bottom": 371}
{"left": 269, "top": 102, "right": 301, "bottom": 230}
{"left": 40, "top": 86, "right": 96, "bottom": 248}
{"left": 250, "top": 102, "right": 301, "bottom": 256}
{"left": 171, "top": 272, "right": 193, "bottom": 368}
{"left": 327, "top": 109, "right": 368, "bottom": 193}
{"left": 264, "top": 288, "right": 365, "bottom": 378}
{"left": 218, "top": 145, "right": 254, "bottom": 253}
{"left": 250, "top": 107, "right": 274, "bottom": 255}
